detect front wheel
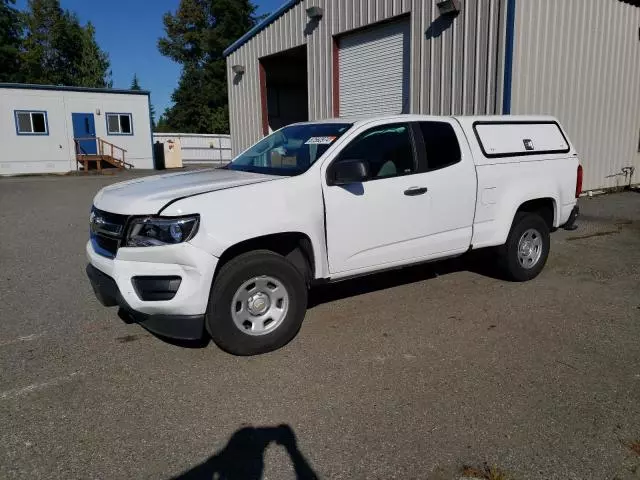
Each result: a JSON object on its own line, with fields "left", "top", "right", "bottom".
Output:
{"left": 498, "top": 212, "right": 550, "bottom": 282}
{"left": 206, "top": 250, "right": 308, "bottom": 355}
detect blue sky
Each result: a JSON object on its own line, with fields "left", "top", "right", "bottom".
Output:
{"left": 15, "top": 0, "right": 284, "bottom": 120}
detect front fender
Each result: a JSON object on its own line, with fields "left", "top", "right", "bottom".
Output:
{"left": 162, "top": 173, "right": 330, "bottom": 279}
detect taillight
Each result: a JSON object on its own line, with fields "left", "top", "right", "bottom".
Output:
{"left": 576, "top": 164, "right": 583, "bottom": 198}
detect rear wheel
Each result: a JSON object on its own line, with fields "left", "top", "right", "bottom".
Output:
{"left": 498, "top": 212, "right": 550, "bottom": 281}
{"left": 206, "top": 250, "right": 308, "bottom": 355}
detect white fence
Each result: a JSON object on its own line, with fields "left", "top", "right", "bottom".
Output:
{"left": 153, "top": 133, "right": 232, "bottom": 166}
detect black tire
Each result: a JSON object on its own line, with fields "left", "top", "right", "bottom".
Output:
{"left": 206, "top": 250, "right": 308, "bottom": 356}
{"left": 498, "top": 212, "right": 550, "bottom": 282}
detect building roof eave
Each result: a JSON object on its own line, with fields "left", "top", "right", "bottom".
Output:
{"left": 223, "top": 0, "right": 301, "bottom": 58}
{"left": 0, "top": 83, "right": 150, "bottom": 96}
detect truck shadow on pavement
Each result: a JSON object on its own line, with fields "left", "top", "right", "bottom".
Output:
{"left": 308, "top": 251, "right": 504, "bottom": 308}
{"left": 117, "top": 309, "right": 211, "bottom": 349}
{"left": 120, "top": 253, "right": 502, "bottom": 348}
{"left": 168, "top": 424, "right": 318, "bottom": 480}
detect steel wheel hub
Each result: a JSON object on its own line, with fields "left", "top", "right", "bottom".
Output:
{"left": 247, "top": 292, "right": 270, "bottom": 316}
{"left": 517, "top": 228, "right": 543, "bottom": 269}
{"left": 231, "top": 275, "right": 289, "bottom": 336}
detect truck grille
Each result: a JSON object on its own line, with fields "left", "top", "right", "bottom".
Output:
{"left": 90, "top": 207, "right": 129, "bottom": 258}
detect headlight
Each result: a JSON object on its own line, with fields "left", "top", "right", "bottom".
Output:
{"left": 125, "top": 215, "right": 200, "bottom": 247}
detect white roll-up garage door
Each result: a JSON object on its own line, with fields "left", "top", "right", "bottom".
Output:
{"left": 339, "top": 19, "right": 410, "bottom": 117}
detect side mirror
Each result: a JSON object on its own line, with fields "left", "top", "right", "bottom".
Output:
{"left": 330, "top": 159, "right": 369, "bottom": 185}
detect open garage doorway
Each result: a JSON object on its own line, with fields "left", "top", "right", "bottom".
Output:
{"left": 259, "top": 45, "right": 308, "bottom": 134}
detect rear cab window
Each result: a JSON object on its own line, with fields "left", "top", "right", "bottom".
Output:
{"left": 417, "top": 121, "right": 461, "bottom": 171}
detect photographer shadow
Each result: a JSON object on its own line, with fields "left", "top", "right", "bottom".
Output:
{"left": 170, "top": 424, "right": 318, "bottom": 480}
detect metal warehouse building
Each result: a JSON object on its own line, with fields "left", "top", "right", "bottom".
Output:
{"left": 224, "top": 0, "right": 640, "bottom": 191}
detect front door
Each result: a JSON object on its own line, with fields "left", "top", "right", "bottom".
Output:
{"left": 72, "top": 113, "right": 97, "bottom": 154}
{"left": 323, "top": 122, "right": 433, "bottom": 275}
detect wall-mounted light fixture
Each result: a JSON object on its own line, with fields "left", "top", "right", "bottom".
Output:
{"left": 306, "top": 6, "right": 323, "bottom": 20}
{"left": 231, "top": 65, "right": 246, "bottom": 75}
{"left": 436, "top": 0, "right": 461, "bottom": 16}
{"left": 95, "top": 108, "right": 101, "bottom": 116}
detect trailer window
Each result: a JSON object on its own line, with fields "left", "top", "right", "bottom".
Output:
{"left": 418, "top": 122, "right": 461, "bottom": 171}
{"left": 106, "top": 113, "right": 133, "bottom": 135}
{"left": 15, "top": 110, "right": 48, "bottom": 135}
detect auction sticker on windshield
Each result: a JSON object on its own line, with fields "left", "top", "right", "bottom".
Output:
{"left": 305, "top": 136, "right": 337, "bottom": 145}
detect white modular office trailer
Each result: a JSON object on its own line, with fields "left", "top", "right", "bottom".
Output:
{"left": 0, "top": 83, "right": 154, "bottom": 175}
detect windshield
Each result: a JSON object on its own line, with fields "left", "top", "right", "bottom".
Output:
{"left": 227, "top": 123, "right": 352, "bottom": 176}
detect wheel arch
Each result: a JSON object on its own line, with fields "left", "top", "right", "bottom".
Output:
{"left": 495, "top": 195, "right": 558, "bottom": 246}
{"left": 498, "top": 204, "right": 552, "bottom": 282}
{"left": 515, "top": 197, "right": 556, "bottom": 230}
{"left": 214, "top": 232, "right": 315, "bottom": 284}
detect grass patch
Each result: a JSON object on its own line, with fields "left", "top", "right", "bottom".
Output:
{"left": 461, "top": 463, "right": 511, "bottom": 480}
{"left": 624, "top": 440, "right": 640, "bottom": 456}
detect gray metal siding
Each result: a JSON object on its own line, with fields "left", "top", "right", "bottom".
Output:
{"left": 416, "top": 0, "right": 504, "bottom": 117}
{"left": 227, "top": 1, "right": 308, "bottom": 152}
{"left": 228, "top": 0, "right": 505, "bottom": 154}
{"left": 511, "top": 0, "right": 640, "bottom": 190}
{"left": 303, "top": 0, "right": 413, "bottom": 123}
{"left": 339, "top": 19, "right": 411, "bottom": 116}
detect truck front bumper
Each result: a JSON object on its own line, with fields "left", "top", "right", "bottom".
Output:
{"left": 86, "top": 240, "right": 218, "bottom": 340}
{"left": 86, "top": 264, "right": 206, "bottom": 340}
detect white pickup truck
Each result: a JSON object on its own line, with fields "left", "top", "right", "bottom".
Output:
{"left": 87, "top": 115, "right": 581, "bottom": 355}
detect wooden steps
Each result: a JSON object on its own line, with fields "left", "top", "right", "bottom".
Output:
{"left": 76, "top": 154, "right": 124, "bottom": 173}
{"left": 74, "top": 137, "right": 133, "bottom": 174}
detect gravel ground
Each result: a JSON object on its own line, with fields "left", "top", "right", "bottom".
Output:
{"left": 0, "top": 172, "right": 639, "bottom": 480}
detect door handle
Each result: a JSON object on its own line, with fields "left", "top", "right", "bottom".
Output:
{"left": 404, "top": 186, "right": 428, "bottom": 196}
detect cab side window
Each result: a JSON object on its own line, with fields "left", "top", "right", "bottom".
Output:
{"left": 338, "top": 124, "right": 416, "bottom": 179}
{"left": 418, "top": 122, "right": 461, "bottom": 171}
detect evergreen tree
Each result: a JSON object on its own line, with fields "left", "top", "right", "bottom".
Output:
{"left": 21, "top": 0, "right": 111, "bottom": 87}
{"left": 130, "top": 72, "right": 141, "bottom": 90}
{"left": 158, "top": 0, "right": 260, "bottom": 133}
{"left": 21, "top": 0, "right": 60, "bottom": 84}
{"left": 155, "top": 114, "right": 171, "bottom": 133}
{"left": 130, "top": 73, "right": 156, "bottom": 129}
{"left": 77, "top": 21, "right": 111, "bottom": 87}
{"left": 150, "top": 103, "right": 156, "bottom": 127}
{"left": 0, "top": 0, "right": 22, "bottom": 82}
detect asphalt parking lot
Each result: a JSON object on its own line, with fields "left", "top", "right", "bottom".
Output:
{"left": 1, "top": 171, "right": 639, "bottom": 480}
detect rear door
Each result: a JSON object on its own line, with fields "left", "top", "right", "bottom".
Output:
{"left": 413, "top": 120, "right": 476, "bottom": 254}
{"left": 72, "top": 113, "right": 97, "bottom": 155}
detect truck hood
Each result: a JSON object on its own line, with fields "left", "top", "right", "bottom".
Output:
{"left": 93, "top": 168, "right": 278, "bottom": 215}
